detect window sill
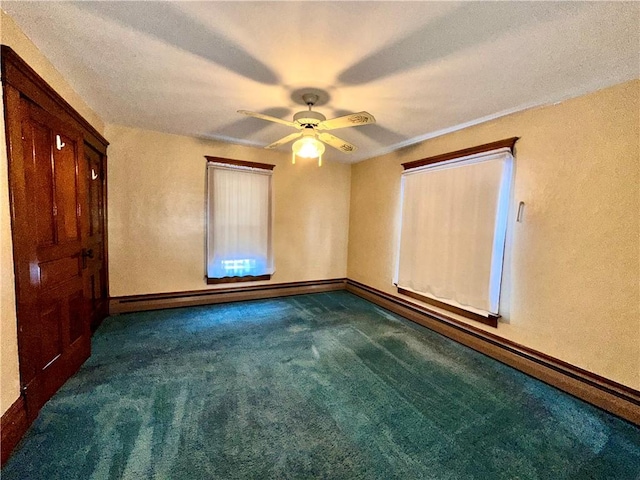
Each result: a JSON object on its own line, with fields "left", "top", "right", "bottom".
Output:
{"left": 206, "top": 274, "right": 272, "bottom": 285}
{"left": 396, "top": 287, "right": 499, "bottom": 328}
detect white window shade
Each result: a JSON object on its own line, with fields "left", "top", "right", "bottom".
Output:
{"left": 207, "top": 163, "right": 274, "bottom": 279}
{"left": 395, "top": 149, "right": 513, "bottom": 316}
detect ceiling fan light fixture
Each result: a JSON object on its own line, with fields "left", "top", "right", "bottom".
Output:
{"left": 292, "top": 136, "right": 325, "bottom": 166}
{"left": 238, "top": 90, "right": 375, "bottom": 166}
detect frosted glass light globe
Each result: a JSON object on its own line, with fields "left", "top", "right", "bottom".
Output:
{"left": 292, "top": 137, "right": 325, "bottom": 159}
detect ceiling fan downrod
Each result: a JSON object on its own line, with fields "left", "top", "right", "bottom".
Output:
{"left": 302, "top": 93, "right": 319, "bottom": 109}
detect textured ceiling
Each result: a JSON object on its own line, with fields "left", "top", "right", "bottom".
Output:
{"left": 3, "top": 1, "right": 638, "bottom": 163}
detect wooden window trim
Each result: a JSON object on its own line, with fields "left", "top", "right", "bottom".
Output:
{"left": 397, "top": 137, "right": 518, "bottom": 325}
{"left": 206, "top": 274, "right": 272, "bottom": 285}
{"left": 402, "top": 137, "right": 519, "bottom": 171}
{"left": 205, "top": 156, "right": 275, "bottom": 171}
{"left": 206, "top": 158, "right": 274, "bottom": 284}
{"left": 397, "top": 287, "right": 499, "bottom": 328}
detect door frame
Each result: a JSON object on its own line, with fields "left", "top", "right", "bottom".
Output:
{"left": 1, "top": 45, "right": 109, "bottom": 456}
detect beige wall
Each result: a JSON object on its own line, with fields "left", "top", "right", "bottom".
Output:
{"left": 0, "top": 10, "right": 105, "bottom": 415}
{"left": 348, "top": 79, "right": 640, "bottom": 390}
{"left": 1, "top": 6, "right": 638, "bottom": 417}
{"left": 105, "top": 124, "right": 351, "bottom": 296}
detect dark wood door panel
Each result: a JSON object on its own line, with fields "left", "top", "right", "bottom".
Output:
{"left": 29, "top": 120, "right": 56, "bottom": 247}
{"left": 37, "top": 302, "right": 64, "bottom": 367}
{"left": 68, "top": 291, "right": 85, "bottom": 344}
{"left": 84, "top": 145, "right": 108, "bottom": 330}
{"left": 9, "top": 97, "right": 92, "bottom": 420}
{"left": 35, "top": 242, "right": 83, "bottom": 262}
{"left": 53, "top": 133, "right": 81, "bottom": 243}
{"left": 87, "top": 154, "right": 103, "bottom": 238}
{"left": 27, "top": 103, "right": 82, "bottom": 247}
{"left": 26, "top": 333, "right": 89, "bottom": 419}
{"left": 38, "top": 256, "right": 82, "bottom": 290}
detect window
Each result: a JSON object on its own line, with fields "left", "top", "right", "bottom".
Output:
{"left": 206, "top": 157, "right": 275, "bottom": 284}
{"left": 395, "top": 138, "right": 517, "bottom": 326}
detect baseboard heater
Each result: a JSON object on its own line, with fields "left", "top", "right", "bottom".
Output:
{"left": 344, "top": 279, "right": 640, "bottom": 426}
{"left": 109, "top": 278, "right": 347, "bottom": 314}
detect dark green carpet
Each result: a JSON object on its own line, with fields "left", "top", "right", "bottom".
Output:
{"left": 3, "top": 292, "right": 640, "bottom": 479}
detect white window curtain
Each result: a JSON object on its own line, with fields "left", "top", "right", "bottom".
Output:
{"left": 395, "top": 148, "right": 513, "bottom": 315}
{"left": 207, "top": 163, "right": 273, "bottom": 279}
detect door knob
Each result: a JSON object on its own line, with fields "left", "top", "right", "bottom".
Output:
{"left": 82, "top": 248, "right": 94, "bottom": 259}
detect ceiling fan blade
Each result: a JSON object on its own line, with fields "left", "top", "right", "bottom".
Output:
{"left": 318, "top": 132, "right": 358, "bottom": 154}
{"left": 317, "top": 111, "right": 376, "bottom": 130}
{"left": 237, "top": 110, "right": 298, "bottom": 128}
{"left": 265, "top": 132, "right": 302, "bottom": 149}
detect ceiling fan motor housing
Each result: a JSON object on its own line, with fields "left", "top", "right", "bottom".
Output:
{"left": 293, "top": 110, "right": 326, "bottom": 127}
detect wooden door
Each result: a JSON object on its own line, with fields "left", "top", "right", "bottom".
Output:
{"left": 11, "top": 99, "right": 91, "bottom": 420}
{"left": 84, "top": 146, "right": 109, "bottom": 331}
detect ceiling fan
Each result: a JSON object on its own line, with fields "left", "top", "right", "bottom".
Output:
{"left": 238, "top": 93, "right": 375, "bottom": 165}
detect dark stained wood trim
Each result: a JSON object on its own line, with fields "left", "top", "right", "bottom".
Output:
{"left": 346, "top": 279, "right": 640, "bottom": 425}
{"left": 397, "top": 287, "right": 499, "bottom": 327}
{"left": 85, "top": 143, "right": 110, "bottom": 333}
{"left": 110, "top": 278, "right": 347, "bottom": 314}
{"left": 207, "top": 274, "right": 271, "bottom": 284}
{"left": 0, "top": 45, "right": 108, "bottom": 153}
{"left": 402, "top": 137, "right": 519, "bottom": 171}
{"left": 205, "top": 156, "right": 275, "bottom": 171}
{"left": 1, "top": 396, "right": 28, "bottom": 466}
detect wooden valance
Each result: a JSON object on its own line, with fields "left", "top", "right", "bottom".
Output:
{"left": 205, "top": 156, "right": 275, "bottom": 171}
{"left": 402, "top": 137, "right": 519, "bottom": 171}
